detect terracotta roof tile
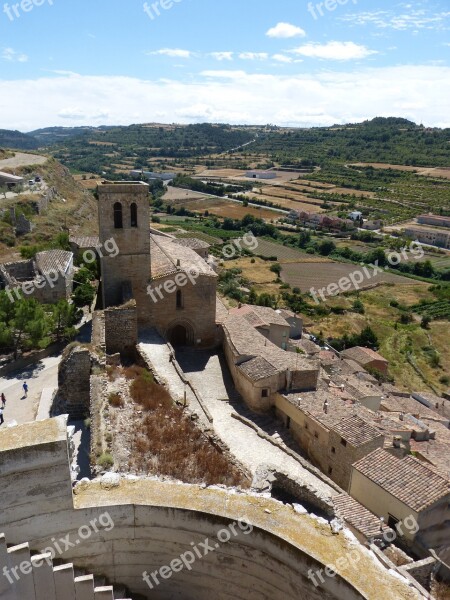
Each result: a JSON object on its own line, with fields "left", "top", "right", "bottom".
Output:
{"left": 352, "top": 448, "right": 449, "bottom": 511}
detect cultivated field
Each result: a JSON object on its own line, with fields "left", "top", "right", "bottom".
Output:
{"left": 351, "top": 163, "right": 450, "bottom": 180}
{"left": 252, "top": 239, "right": 331, "bottom": 262}
{"left": 281, "top": 262, "right": 420, "bottom": 292}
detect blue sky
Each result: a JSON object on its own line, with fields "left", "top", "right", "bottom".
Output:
{"left": 1, "top": 0, "right": 449, "bottom": 130}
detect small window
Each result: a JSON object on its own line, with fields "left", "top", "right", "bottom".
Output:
{"left": 388, "top": 514, "right": 400, "bottom": 530}
{"left": 305, "top": 422, "right": 309, "bottom": 430}
{"left": 328, "top": 467, "right": 333, "bottom": 475}
{"left": 340, "top": 438, "right": 347, "bottom": 447}
{"left": 261, "top": 389, "right": 269, "bottom": 398}
{"left": 130, "top": 202, "right": 138, "bottom": 228}
{"left": 176, "top": 290, "right": 183, "bottom": 310}
{"left": 314, "top": 431, "right": 319, "bottom": 439}
{"left": 331, "top": 446, "right": 336, "bottom": 454}
{"left": 114, "top": 202, "right": 123, "bottom": 229}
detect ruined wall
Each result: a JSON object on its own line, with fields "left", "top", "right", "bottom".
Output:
{"left": 55, "top": 345, "right": 92, "bottom": 419}
{"left": 104, "top": 302, "right": 138, "bottom": 356}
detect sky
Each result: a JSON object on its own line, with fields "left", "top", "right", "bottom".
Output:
{"left": 0, "top": 0, "right": 449, "bottom": 131}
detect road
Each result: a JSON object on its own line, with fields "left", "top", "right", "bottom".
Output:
{"left": 0, "top": 355, "right": 60, "bottom": 427}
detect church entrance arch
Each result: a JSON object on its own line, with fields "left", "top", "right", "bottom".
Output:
{"left": 167, "top": 320, "right": 195, "bottom": 347}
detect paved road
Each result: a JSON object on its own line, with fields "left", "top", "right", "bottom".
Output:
{"left": 0, "top": 355, "right": 60, "bottom": 427}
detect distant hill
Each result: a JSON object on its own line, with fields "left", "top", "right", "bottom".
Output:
{"left": 252, "top": 117, "right": 450, "bottom": 167}
{"left": 29, "top": 126, "right": 106, "bottom": 145}
{"left": 0, "top": 129, "right": 39, "bottom": 150}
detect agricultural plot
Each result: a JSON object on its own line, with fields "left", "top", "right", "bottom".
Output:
{"left": 280, "top": 262, "right": 418, "bottom": 293}
{"left": 251, "top": 239, "right": 330, "bottom": 262}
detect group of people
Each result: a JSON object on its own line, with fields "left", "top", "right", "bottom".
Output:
{"left": 0, "top": 382, "right": 28, "bottom": 426}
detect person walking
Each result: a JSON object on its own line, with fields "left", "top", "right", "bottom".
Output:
{"left": 23, "top": 382, "right": 28, "bottom": 398}
{"left": 1, "top": 393, "right": 5, "bottom": 408}
{"left": 0, "top": 406, "right": 4, "bottom": 426}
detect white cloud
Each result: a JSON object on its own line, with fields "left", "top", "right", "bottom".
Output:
{"left": 2, "top": 48, "right": 28, "bottom": 62}
{"left": 341, "top": 9, "right": 450, "bottom": 31}
{"left": 266, "top": 22, "right": 306, "bottom": 39}
{"left": 272, "top": 54, "right": 293, "bottom": 63}
{"left": 148, "top": 48, "right": 192, "bottom": 58}
{"left": 210, "top": 52, "right": 233, "bottom": 61}
{"left": 239, "top": 52, "right": 269, "bottom": 60}
{"left": 1, "top": 65, "right": 449, "bottom": 131}
{"left": 291, "top": 41, "right": 377, "bottom": 60}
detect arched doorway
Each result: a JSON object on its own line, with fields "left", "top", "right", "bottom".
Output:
{"left": 167, "top": 320, "right": 195, "bottom": 347}
{"left": 170, "top": 325, "right": 188, "bottom": 346}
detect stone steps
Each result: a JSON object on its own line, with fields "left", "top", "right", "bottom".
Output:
{"left": 0, "top": 534, "right": 133, "bottom": 600}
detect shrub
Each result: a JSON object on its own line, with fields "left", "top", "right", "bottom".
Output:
{"left": 97, "top": 452, "right": 114, "bottom": 469}
{"left": 108, "top": 392, "right": 124, "bottom": 408}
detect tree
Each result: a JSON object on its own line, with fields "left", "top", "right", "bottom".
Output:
{"left": 358, "top": 326, "right": 379, "bottom": 349}
{"left": 51, "top": 300, "right": 81, "bottom": 342}
{"left": 318, "top": 240, "right": 336, "bottom": 256}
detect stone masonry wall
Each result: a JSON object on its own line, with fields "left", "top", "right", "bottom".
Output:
{"left": 55, "top": 345, "right": 92, "bottom": 419}
{"left": 104, "top": 302, "right": 138, "bottom": 356}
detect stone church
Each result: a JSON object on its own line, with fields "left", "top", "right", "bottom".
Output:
{"left": 97, "top": 181, "right": 218, "bottom": 347}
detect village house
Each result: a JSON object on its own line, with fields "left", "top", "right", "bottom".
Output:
{"left": 350, "top": 448, "right": 450, "bottom": 562}
{"left": 340, "top": 346, "right": 389, "bottom": 376}
{"left": 229, "top": 304, "right": 291, "bottom": 349}
{"left": 222, "top": 314, "right": 320, "bottom": 412}
{"left": 0, "top": 249, "right": 74, "bottom": 303}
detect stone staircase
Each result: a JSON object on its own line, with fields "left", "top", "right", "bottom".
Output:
{"left": 0, "top": 534, "right": 135, "bottom": 600}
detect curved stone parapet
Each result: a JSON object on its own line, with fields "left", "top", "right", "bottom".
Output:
{"left": 0, "top": 417, "right": 423, "bottom": 600}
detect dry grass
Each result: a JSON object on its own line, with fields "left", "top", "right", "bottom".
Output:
{"left": 125, "top": 366, "right": 248, "bottom": 487}
{"left": 108, "top": 392, "right": 124, "bottom": 408}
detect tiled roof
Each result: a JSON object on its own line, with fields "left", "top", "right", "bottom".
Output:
{"left": 150, "top": 235, "right": 217, "bottom": 280}
{"left": 333, "top": 493, "right": 394, "bottom": 540}
{"left": 238, "top": 356, "right": 279, "bottom": 382}
{"left": 352, "top": 448, "right": 450, "bottom": 511}
{"left": 35, "top": 250, "right": 73, "bottom": 275}
{"left": 381, "top": 395, "right": 449, "bottom": 424}
{"left": 341, "top": 346, "right": 388, "bottom": 365}
{"left": 172, "top": 237, "right": 210, "bottom": 250}
{"left": 69, "top": 236, "right": 100, "bottom": 248}
{"left": 229, "top": 305, "right": 290, "bottom": 328}
{"left": 223, "top": 315, "right": 318, "bottom": 378}
{"left": 332, "top": 415, "right": 384, "bottom": 447}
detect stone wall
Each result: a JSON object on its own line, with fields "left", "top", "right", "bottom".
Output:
{"left": 104, "top": 301, "right": 138, "bottom": 356}
{"left": 149, "top": 273, "right": 218, "bottom": 347}
{"left": 0, "top": 417, "right": 421, "bottom": 600}
{"left": 91, "top": 310, "right": 106, "bottom": 351}
{"left": 54, "top": 345, "right": 92, "bottom": 419}
{"left": 98, "top": 182, "right": 151, "bottom": 326}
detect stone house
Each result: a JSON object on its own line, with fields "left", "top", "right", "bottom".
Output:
{"left": 222, "top": 315, "right": 319, "bottom": 412}
{"left": 0, "top": 250, "right": 74, "bottom": 303}
{"left": 229, "top": 304, "right": 291, "bottom": 348}
{"left": 275, "top": 392, "right": 385, "bottom": 490}
{"left": 350, "top": 448, "right": 450, "bottom": 562}
{"left": 276, "top": 308, "right": 303, "bottom": 339}
{"left": 340, "top": 346, "right": 389, "bottom": 376}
